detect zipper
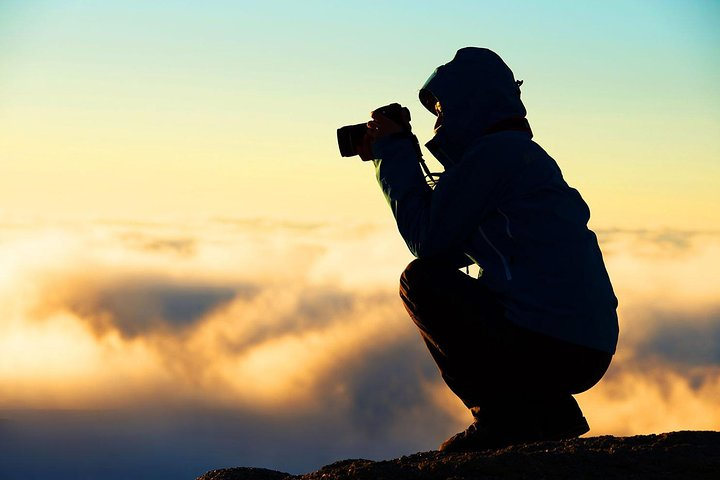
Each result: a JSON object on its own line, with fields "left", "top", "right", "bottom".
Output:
{"left": 478, "top": 225, "right": 512, "bottom": 281}
{"left": 497, "top": 208, "right": 513, "bottom": 239}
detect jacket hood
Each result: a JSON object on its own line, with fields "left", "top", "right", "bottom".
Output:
{"left": 420, "top": 47, "right": 529, "bottom": 167}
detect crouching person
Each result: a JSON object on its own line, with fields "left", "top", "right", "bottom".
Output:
{"left": 367, "top": 47, "right": 618, "bottom": 452}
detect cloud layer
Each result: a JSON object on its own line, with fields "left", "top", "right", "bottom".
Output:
{"left": 1, "top": 220, "right": 719, "bottom": 478}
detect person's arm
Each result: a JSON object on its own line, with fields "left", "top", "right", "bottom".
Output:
{"left": 373, "top": 135, "right": 510, "bottom": 263}
{"left": 371, "top": 136, "right": 466, "bottom": 265}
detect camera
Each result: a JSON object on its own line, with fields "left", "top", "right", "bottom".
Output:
{"left": 336, "top": 103, "right": 411, "bottom": 159}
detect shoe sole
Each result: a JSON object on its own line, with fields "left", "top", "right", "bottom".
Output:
{"left": 544, "top": 416, "right": 590, "bottom": 441}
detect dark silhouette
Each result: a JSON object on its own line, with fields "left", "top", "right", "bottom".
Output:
{"left": 198, "top": 431, "right": 720, "bottom": 480}
{"left": 366, "top": 47, "right": 619, "bottom": 451}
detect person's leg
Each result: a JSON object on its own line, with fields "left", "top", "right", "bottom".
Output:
{"left": 399, "top": 258, "right": 614, "bottom": 450}
{"left": 400, "top": 259, "right": 548, "bottom": 449}
{"left": 399, "top": 258, "right": 507, "bottom": 409}
{"left": 434, "top": 324, "right": 612, "bottom": 451}
{"left": 509, "top": 329, "right": 612, "bottom": 440}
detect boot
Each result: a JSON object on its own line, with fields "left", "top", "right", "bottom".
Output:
{"left": 439, "top": 396, "right": 589, "bottom": 452}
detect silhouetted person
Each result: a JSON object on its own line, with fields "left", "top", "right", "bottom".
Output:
{"left": 366, "top": 47, "right": 618, "bottom": 452}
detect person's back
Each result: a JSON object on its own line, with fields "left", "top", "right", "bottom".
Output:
{"left": 365, "top": 47, "right": 618, "bottom": 451}
{"left": 453, "top": 131, "right": 618, "bottom": 353}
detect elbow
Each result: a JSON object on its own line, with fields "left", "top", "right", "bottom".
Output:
{"left": 409, "top": 238, "right": 448, "bottom": 260}
{"left": 408, "top": 228, "right": 467, "bottom": 264}
{"left": 411, "top": 245, "right": 435, "bottom": 259}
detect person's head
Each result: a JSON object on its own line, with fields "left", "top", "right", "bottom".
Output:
{"left": 419, "top": 47, "right": 527, "bottom": 165}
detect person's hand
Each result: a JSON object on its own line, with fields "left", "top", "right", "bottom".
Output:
{"left": 356, "top": 130, "right": 375, "bottom": 161}
{"left": 356, "top": 108, "right": 411, "bottom": 161}
{"left": 367, "top": 109, "right": 406, "bottom": 139}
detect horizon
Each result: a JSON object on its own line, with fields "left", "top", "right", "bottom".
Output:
{"left": 1, "top": 1, "right": 719, "bottom": 479}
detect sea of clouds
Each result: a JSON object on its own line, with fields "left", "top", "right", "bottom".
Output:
{"left": 0, "top": 219, "right": 718, "bottom": 479}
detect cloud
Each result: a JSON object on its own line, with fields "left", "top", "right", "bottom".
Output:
{"left": 1, "top": 222, "right": 719, "bottom": 478}
{"left": 577, "top": 362, "right": 720, "bottom": 436}
{"left": 118, "top": 231, "right": 197, "bottom": 256}
{"left": 56, "top": 277, "right": 244, "bottom": 338}
{"left": 630, "top": 308, "right": 720, "bottom": 367}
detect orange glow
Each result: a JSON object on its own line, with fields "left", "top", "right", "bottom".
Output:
{"left": 0, "top": 221, "right": 718, "bottom": 433}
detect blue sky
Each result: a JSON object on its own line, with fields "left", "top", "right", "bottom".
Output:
{"left": 1, "top": 0, "right": 718, "bottom": 227}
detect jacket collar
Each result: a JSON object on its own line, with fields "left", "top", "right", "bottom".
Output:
{"left": 425, "top": 117, "right": 533, "bottom": 168}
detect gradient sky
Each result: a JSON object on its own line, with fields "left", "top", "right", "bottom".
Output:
{"left": 1, "top": 0, "right": 718, "bottom": 229}
{"left": 1, "top": 2, "right": 720, "bottom": 480}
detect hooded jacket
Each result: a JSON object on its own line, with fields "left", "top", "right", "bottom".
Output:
{"left": 372, "top": 48, "right": 618, "bottom": 354}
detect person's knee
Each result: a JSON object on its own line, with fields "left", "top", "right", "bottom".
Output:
{"left": 400, "top": 258, "right": 454, "bottom": 316}
{"left": 399, "top": 259, "right": 426, "bottom": 311}
{"left": 400, "top": 258, "right": 423, "bottom": 285}
{"left": 399, "top": 259, "right": 447, "bottom": 332}
{"left": 399, "top": 258, "right": 435, "bottom": 300}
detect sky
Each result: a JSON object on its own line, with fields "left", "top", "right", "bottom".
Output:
{"left": 0, "top": 1, "right": 719, "bottom": 479}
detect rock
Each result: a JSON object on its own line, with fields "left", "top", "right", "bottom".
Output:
{"left": 198, "top": 467, "right": 292, "bottom": 480}
{"left": 197, "top": 431, "right": 720, "bottom": 480}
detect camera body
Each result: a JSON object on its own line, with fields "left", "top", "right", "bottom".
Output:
{"left": 336, "top": 103, "right": 411, "bottom": 159}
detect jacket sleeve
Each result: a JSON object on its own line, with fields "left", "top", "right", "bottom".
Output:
{"left": 373, "top": 135, "right": 510, "bottom": 263}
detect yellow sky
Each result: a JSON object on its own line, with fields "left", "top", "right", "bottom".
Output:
{"left": 1, "top": 1, "right": 718, "bottom": 229}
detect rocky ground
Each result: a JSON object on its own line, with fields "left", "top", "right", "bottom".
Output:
{"left": 197, "top": 431, "right": 720, "bottom": 480}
